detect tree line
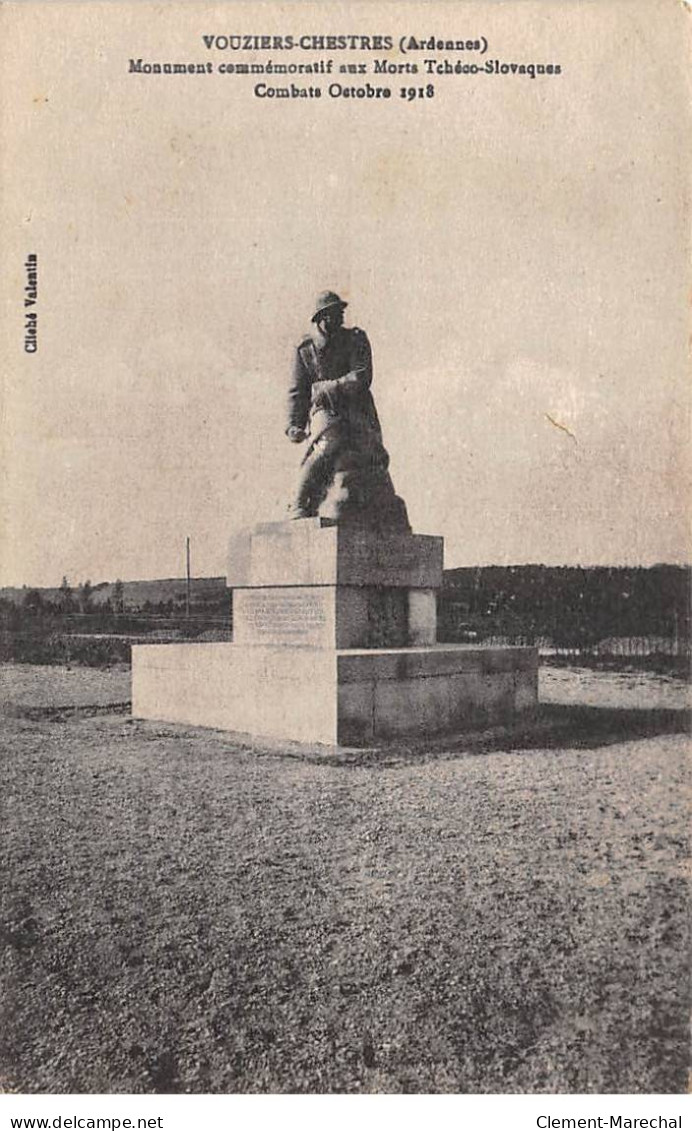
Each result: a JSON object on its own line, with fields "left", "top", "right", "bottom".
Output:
{"left": 439, "top": 563, "right": 690, "bottom": 651}
{"left": 0, "top": 576, "right": 231, "bottom": 665}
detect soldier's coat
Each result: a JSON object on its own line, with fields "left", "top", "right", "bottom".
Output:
{"left": 286, "top": 324, "right": 383, "bottom": 446}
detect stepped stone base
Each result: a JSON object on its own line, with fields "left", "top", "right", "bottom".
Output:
{"left": 133, "top": 519, "right": 539, "bottom": 746}
{"left": 131, "top": 641, "right": 538, "bottom": 747}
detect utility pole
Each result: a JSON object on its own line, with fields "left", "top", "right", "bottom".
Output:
{"left": 186, "top": 536, "right": 191, "bottom": 619}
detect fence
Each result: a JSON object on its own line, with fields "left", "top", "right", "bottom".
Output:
{"left": 3, "top": 602, "right": 690, "bottom": 674}
{"left": 437, "top": 616, "right": 690, "bottom": 674}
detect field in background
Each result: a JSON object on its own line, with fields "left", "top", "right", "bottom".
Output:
{"left": 1, "top": 663, "right": 689, "bottom": 1094}
{"left": 2, "top": 564, "right": 689, "bottom": 675}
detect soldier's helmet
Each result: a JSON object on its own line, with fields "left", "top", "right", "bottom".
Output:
{"left": 311, "top": 291, "right": 348, "bottom": 323}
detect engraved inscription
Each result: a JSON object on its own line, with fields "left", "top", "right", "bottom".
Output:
{"left": 238, "top": 590, "right": 328, "bottom": 641}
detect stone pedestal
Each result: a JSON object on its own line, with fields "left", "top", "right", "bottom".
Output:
{"left": 228, "top": 518, "right": 442, "bottom": 649}
{"left": 132, "top": 518, "right": 538, "bottom": 747}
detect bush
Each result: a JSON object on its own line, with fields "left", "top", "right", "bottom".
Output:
{"left": 0, "top": 632, "right": 130, "bottom": 668}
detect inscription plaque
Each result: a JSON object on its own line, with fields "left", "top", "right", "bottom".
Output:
{"left": 233, "top": 589, "right": 331, "bottom": 645}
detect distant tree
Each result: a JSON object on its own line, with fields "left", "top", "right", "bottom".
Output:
{"left": 58, "top": 575, "right": 74, "bottom": 614}
{"left": 22, "top": 588, "right": 43, "bottom": 613}
{"left": 0, "top": 597, "right": 21, "bottom": 633}
{"left": 78, "top": 580, "right": 93, "bottom": 614}
{"left": 113, "top": 579, "right": 125, "bottom": 616}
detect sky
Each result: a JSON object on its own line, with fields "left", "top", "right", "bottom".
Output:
{"left": 2, "top": 0, "right": 690, "bottom": 586}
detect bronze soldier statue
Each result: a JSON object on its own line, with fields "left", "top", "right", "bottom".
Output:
{"left": 286, "top": 291, "right": 410, "bottom": 530}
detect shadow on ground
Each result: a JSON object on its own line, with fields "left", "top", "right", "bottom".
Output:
{"left": 296, "top": 702, "right": 691, "bottom": 769}
{"left": 118, "top": 700, "right": 690, "bottom": 770}
{"left": 4, "top": 696, "right": 689, "bottom": 771}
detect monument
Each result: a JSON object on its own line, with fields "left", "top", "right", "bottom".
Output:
{"left": 132, "top": 292, "right": 538, "bottom": 746}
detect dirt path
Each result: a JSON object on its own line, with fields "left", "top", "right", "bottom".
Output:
{"left": 1, "top": 665, "right": 689, "bottom": 1093}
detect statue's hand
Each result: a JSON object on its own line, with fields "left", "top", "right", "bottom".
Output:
{"left": 287, "top": 426, "right": 306, "bottom": 443}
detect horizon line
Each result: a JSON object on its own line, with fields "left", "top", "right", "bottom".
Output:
{"left": 2, "top": 560, "right": 691, "bottom": 592}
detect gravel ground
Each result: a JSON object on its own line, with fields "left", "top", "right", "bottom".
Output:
{"left": 1, "top": 664, "right": 689, "bottom": 1094}
{"left": 0, "top": 664, "right": 131, "bottom": 713}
